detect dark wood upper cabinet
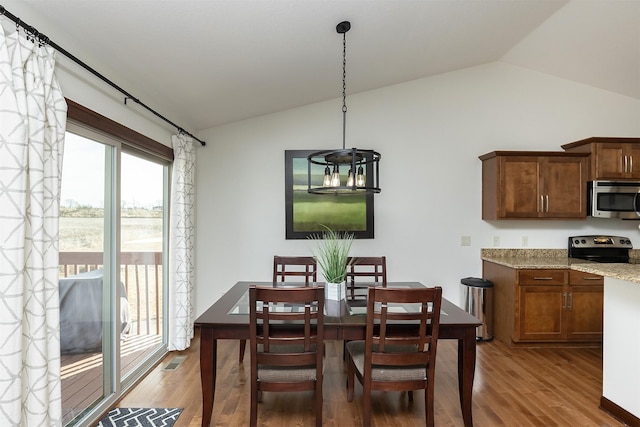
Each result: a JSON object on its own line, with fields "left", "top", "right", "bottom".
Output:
{"left": 562, "top": 137, "right": 640, "bottom": 180}
{"left": 479, "top": 151, "right": 589, "bottom": 220}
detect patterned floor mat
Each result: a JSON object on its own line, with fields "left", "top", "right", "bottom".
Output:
{"left": 96, "top": 408, "right": 183, "bottom": 427}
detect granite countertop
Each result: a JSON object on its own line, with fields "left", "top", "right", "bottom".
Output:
{"left": 481, "top": 248, "right": 640, "bottom": 284}
{"left": 481, "top": 249, "right": 570, "bottom": 269}
{"left": 570, "top": 263, "right": 640, "bottom": 284}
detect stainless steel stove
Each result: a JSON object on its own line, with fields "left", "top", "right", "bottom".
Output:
{"left": 568, "top": 235, "right": 633, "bottom": 263}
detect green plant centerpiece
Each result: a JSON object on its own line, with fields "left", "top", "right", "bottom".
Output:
{"left": 309, "top": 226, "right": 354, "bottom": 301}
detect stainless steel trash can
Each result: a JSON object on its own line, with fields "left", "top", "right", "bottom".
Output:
{"left": 461, "top": 277, "right": 493, "bottom": 341}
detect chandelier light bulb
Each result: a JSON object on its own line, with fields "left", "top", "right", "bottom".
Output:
{"left": 330, "top": 165, "right": 341, "bottom": 187}
{"left": 356, "top": 166, "right": 365, "bottom": 187}
{"left": 322, "top": 166, "right": 332, "bottom": 187}
{"left": 346, "top": 168, "right": 354, "bottom": 187}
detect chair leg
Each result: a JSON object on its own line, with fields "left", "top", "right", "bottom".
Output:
{"left": 346, "top": 356, "right": 355, "bottom": 402}
{"left": 239, "top": 339, "right": 246, "bottom": 362}
{"left": 408, "top": 390, "right": 413, "bottom": 402}
{"left": 425, "top": 382, "right": 434, "bottom": 427}
{"left": 362, "top": 381, "right": 371, "bottom": 427}
{"left": 250, "top": 379, "right": 258, "bottom": 427}
{"left": 316, "top": 379, "right": 323, "bottom": 427}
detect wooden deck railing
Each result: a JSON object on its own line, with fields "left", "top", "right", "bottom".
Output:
{"left": 58, "top": 251, "right": 163, "bottom": 335}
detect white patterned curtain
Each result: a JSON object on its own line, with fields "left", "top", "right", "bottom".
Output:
{"left": 168, "top": 134, "right": 196, "bottom": 351}
{"left": 0, "top": 25, "right": 67, "bottom": 427}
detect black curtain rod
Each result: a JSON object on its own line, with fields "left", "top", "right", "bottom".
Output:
{"left": 0, "top": 4, "right": 206, "bottom": 146}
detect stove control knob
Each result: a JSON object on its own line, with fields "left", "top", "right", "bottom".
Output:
{"left": 574, "top": 239, "right": 580, "bottom": 245}
{"left": 581, "top": 239, "right": 587, "bottom": 244}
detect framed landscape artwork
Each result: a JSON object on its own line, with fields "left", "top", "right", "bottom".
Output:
{"left": 285, "top": 149, "right": 374, "bottom": 239}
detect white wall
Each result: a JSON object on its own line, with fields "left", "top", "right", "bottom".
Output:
{"left": 195, "top": 62, "right": 640, "bottom": 315}
{"left": 1, "top": 0, "right": 177, "bottom": 147}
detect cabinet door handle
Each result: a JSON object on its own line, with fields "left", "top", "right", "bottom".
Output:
{"left": 568, "top": 292, "right": 573, "bottom": 310}
{"left": 624, "top": 155, "right": 628, "bottom": 173}
{"left": 562, "top": 292, "right": 567, "bottom": 309}
{"left": 630, "top": 155, "right": 633, "bottom": 173}
{"left": 539, "top": 195, "right": 544, "bottom": 212}
{"left": 545, "top": 194, "right": 549, "bottom": 212}
{"left": 582, "top": 276, "right": 601, "bottom": 281}
{"left": 533, "top": 276, "right": 554, "bottom": 280}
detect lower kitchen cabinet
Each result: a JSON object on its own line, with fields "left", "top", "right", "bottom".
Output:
{"left": 517, "top": 280, "right": 565, "bottom": 341}
{"left": 565, "top": 270, "right": 604, "bottom": 340}
{"left": 483, "top": 261, "right": 603, "bottom": 345}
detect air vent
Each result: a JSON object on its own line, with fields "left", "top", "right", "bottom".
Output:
{"left": 163, "top": 355, "right": 187, "bottom": 371}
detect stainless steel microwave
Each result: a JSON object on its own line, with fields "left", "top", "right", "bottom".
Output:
{"left": 588, "top": 180, "right": 640, "bottom": 219}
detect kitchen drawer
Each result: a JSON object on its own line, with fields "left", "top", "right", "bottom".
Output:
{"left": 517, "top": 269, "right": 567, "bottom": 285}
{"left": 569, "top": 270, "right": 604, "bottom": 285}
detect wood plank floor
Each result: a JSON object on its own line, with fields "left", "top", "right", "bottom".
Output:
{"left": 61, "top": 334, "right": 163, "bottom": 425}
{"left": 116, "top": 330, "right": 624, "bottom": 426}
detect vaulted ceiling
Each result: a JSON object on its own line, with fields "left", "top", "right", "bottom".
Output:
{"left": 8, "top": 0, "right": 640, "bottom": 132}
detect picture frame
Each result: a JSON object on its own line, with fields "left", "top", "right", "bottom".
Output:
{"left": 285, "top": 149, "right": 374, "bottom": 239}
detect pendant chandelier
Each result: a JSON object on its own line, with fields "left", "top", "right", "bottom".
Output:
{"left": 307, "top": 21, "right": 381, "bottom": 195}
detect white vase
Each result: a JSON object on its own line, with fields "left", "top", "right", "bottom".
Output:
{"left": 325, "top": 281, "right": 346, "bottom": 301}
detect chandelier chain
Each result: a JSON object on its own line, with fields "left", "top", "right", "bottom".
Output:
{"left": 342, "top": 30, "right": 347, "bottom": 149}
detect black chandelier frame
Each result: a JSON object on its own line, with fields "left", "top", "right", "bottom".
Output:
{"left": 307, "top": 148, "right": 381, "bottom": 194}
{"left": 306, "top": 20, "right": 381, "bottom": 195}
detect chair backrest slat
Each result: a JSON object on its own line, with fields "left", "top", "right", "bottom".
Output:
{"left": 346, "top": 256, "right": 387, "bottom": 299}
{"left": 273, "top": 256, "right": 317, "bottom": 284}
{"left": 346, "top": 256, "right": 387, "bottom": 284}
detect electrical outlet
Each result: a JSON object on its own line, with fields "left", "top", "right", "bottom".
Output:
{"left": 461, "top": 235, "right": 471, "bottom": 246}
{"left": 522, "top": 236, "right": 529, "bottom": 247}
{"left": 493, "top": 236, "right": 500, "bottom": 247}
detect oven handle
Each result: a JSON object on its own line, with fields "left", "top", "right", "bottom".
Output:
{"left": 635, "top": 191, "right": 640, "bottom": 217}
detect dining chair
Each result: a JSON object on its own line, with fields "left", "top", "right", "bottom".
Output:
{"left": 239, "top": 256, "right": 318, "bottom": 362}
{"left": 345, "top": 286, "right": 442, "bottom": 427}
{"left": 345, "top": 256, "right": 387, "bottom": 300}
{"left": 342, "top": 256, "right": 387, "bottom": 358}
{"left": 249, "top": 285, "right": 324, "bottom": 427}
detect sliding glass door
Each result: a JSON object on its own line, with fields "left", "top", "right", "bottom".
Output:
{"left": 59, "top": 124, "right": 168, "bottom": 426}
{"left": 119, "top": 151, "right": 167, "bottom": 382}
{"left": 59, "top": 131, "right": 111, "bottom": 424}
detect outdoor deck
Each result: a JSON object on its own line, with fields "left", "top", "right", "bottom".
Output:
{"left": 59, "top": 251, "right": 164, "bottom": 425}
{"left": 61, "top": 333, "right": 163, "bottom": 424}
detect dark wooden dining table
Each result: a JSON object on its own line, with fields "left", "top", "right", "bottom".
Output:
{"left": 195, "top": 281, "right": 482, "bottom": 427}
